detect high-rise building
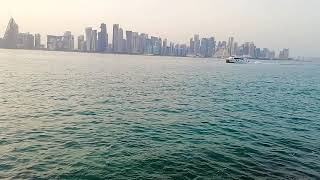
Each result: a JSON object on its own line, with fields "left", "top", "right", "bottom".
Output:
{"left": 227, "top": 37, "right": 234, "bottom": 55}
{"left": 214, "top": 40, "right": 230, "bottom": 58}
{"left": 243, "top": 42, "right": 250, "bottom": 56}
{"left": 261, "top": 48, "right": 269, "bottom": 59}
{"left": 118, "top": 28, "right": 124, "bottom": 53}
{"left": 249, "top": 42, "right": 256, "bottom": 58}
{"left": 17, "top": 33, "right": 34, "bottom": 49}
{"left": 97, "top": 23, "right": 107, "bottom": 52}
{"left": 150, "top": 36, "right": 161, "bottom": 55}
{"left": 200, "top": 38, "right": 208, "bottom": 57}
{"left": 85, "top": 27, "right": 93, "bottom": 52}
{"left": 98, "top": 32, "right": 103, "bottom": 51}
{"left": 233, "top": 42, "right": 239, "bottom": 56}
{"left": 255, "top": 48, "right": 261, "bottom": 58}
{"left": 159, "top": 38, "right": 162, "bottom": 55}
{"left": 112, "top": 24, "right": 119, "bottom": 53}
{"left": 180, "top": 44, "right": 188, "bottom": 57}
{"left": 47, "top": 35, "right": 64, "bottom": 51}
{"left": 91, "top": 30, "right": 97, "bottom": 52}
{"left": 194, "top": 34, "right": 200, "bottom": 56}
{"left": 169, "top": 42, "right": 174, "bottom": 56}
{"left": 78, "top": 35, "right": 85, "bottom": 51}
{"left": 279, "top": 48, "right": 289, "bottom": 59}
{"left": 207, "top": 37, "right": 215, "bottom": 57}
{"left": 47, "top": 31, "right": 74, "bottom": 51}
{"left": 34, "top": 33, "right": 41, "bottom": 49}
{"left": 122, "top": 39, "right": 127, "bottom": 53}
{"left": 161, "top": 38, "right": 168, "bottom": 56}
{"left": 199, "top": 37, "right": 215, "bottom": 58}
{"left": 63, "top": 31, "right": 74, "bottom": 51}
{"left": 143, "top": 34, "right": 151, "bottom": 54}
{"left": 126, "top": 31, "right": 133, "bottom": 53}
{"left": 270, "top": 51, "right": 276, "bottom": 59}
{"left": 138, "top": 33, "right": 147, "bottom": 54}
{"left": 217, "top": 41, "right": 222, "bottom": 51}
{"left": 189, "top": 38, "right": 194, "bottom": 55}
{"left": 133, "top": 32, "right": 139, "bottom": 53}
{"left": 3, "top": 18, "right": 19, "bottom": 49}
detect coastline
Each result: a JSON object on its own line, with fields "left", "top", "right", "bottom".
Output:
{"left": 0, "top": 47, "right": 295, "bottom": 61}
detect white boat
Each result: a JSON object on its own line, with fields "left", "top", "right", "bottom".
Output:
{"left": 226, "top": 56, "right": 249, "bottom": 64}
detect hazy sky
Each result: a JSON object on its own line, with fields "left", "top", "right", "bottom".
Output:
{"left": 0, "top": 0, "right": 319, "bottom": 57}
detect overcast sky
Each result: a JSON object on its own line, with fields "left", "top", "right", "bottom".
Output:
{"left": 0, "top": 0, "right": 319, "bottom": 57}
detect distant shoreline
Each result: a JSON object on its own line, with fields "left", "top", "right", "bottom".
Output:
{"left": 0, "top": 47, "right": 295, "bottom": 61}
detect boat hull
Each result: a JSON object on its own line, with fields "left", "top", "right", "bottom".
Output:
{"left": 226, "top": 57, "right": 249, "bottom": 64}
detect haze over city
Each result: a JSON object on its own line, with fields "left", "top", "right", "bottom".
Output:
{"left": 1, "top": 1, "right": 320, "bottom": 179}
{"left": 0, "top": 0, "right": 320, "bottom": 57}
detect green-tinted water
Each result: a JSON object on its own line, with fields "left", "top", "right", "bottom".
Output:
{"left": 0, "top": 49, "right": 319, "bottom": 179}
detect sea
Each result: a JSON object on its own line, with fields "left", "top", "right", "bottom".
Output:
{"left": 0, "top": 49, "right": 319, "bottom": 179}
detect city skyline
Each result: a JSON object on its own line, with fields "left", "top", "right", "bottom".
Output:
{"left": 1, "top": 17, "right": 290, "bottom": 59}
{"left": 0, "top": 0, "right": 319, "bottom": 57}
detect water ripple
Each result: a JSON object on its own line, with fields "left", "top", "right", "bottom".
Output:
{"left": 0, "top": 51, "right": 320, "bottom": 179}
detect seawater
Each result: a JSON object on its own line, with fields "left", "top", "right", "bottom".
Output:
{"left": 0, "top": 49, "right": 319, "bottom": 179}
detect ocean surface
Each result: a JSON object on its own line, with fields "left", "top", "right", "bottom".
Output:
{"left": 0, "top": 49, "right": 319, "bottom": 179}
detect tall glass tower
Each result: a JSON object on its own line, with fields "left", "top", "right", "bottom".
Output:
{"left": 98, "top": 23, "right": 107, "bottom": 52}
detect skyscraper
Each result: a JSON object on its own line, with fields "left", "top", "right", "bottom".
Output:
{"left": 138, "top": 33, "right": 147, "bottom": 54}
{"left": 255, "top": 48, "right": 261, "bottom": 58}
{"left": 189, "top": 38, "right": 194, "bottom": 55}
{"left": 270, "top": 51, "right": 276, "bottom": 59}
{"left": 97, "top": 23, "right": 107, "bottom": 52}
{"left": 227, "top": 37, "right": 234, "bottom": 55}
{"left": 92, "top": 30, "right": 97, "bottom": 52}
{"left": 34, "top": 34, "right": 41, "bottom": 49}
{"left": 262, "top": 48, "right": 269, "bottom": 59}
{"left": 243, "top": 42, "right": 250, "bottom": 56}
{"left": 34, "top": 33, "right": 41, "bottom": 49}
{"left": 249, "top": 42, "right": 256, "bottom": 58}
{"left": 162, "top": 38, "right": 168, "bottom": 56}
{"left": 17, "top": 33, "right": 34, "bottom": 49}
{"left": 194, "top": 34, "right": 200, "bottom": 56}
{"left": 133, "top": 32, "right": 139, "bottom": 53}
{"left": 118, "top": 28, "right": 124, "bottom": 53}
{"left": 169, "top": 42, "right": 174, "bottom": 56}
{"left": 233, "top": 42, "right": 239, "bottom": 56}
{"left": 208, "top": 37, "right": 215, "bottom": 57}
{"left": 63, "top": 31, "right": 74, "bottom": 51}
{"left": 200, "top": 38, "right": 208, "bottom": 57}
{"left": 279, "top": 49, "right": 289, "bottom": 59}
{"left": 78, "top": 35, "right": 85, "bottom": 51}
{"left": 150, "top": 36, "right": 161, "bottom": 55}
{"left": 47, "top": 35, "right": 64, "bottom": 51}
{"left": 112, "top": 24, "right": 119, "bottom": 53}
{"left": 85, "top": 27, "right": 93, "bottom": 52}
{"left": 143, "top": 34, "right": 150, "bottom": 54}
{"left": 3, "top": 18, "right": 19, "bottom": 49}
{"left": 126, "top": 31, "right": 133, "bottom": 53}
{"left": 47, "top": 32, "right": 74, "bottom": 51}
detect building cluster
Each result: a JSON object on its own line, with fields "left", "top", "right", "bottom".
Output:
{"left": 189, "top": 35, "right": 216, "bottom": 58}
{"left": 78, "top": 23, "right": 189, "bottom": 57}
{"left": 0, "top": 18, "right": 44, "bottom": 50}
{"left": 0, "top": 18, "right": 291, "bottom": 59}
{"left": 47, "top": 31, "right": 74, "bottom": 51}
{"left": 214, "top": 37, "right": 278, "bottom": 59}
{"left": 279, "top": 48, "right": 290, "bottom": 60}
